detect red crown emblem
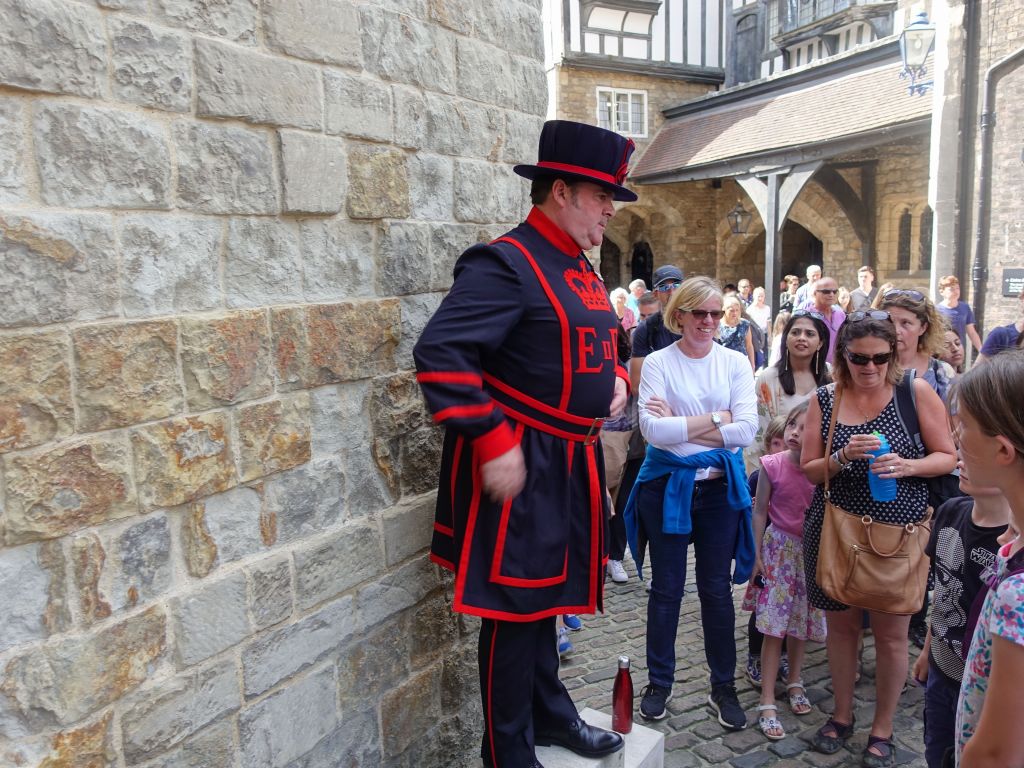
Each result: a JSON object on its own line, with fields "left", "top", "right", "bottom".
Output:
{"left": 564, "top": 268, "right": 610, "bottom": 311}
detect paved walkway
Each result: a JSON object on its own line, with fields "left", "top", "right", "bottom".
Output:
{"left": 558, "top": 555, "right": 928, "bottom": 767}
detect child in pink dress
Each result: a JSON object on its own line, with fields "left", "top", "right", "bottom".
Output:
{"left": 745, "top": 400, "right": 826, "bottom": 740}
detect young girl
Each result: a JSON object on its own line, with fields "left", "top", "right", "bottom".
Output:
{"left": 746, "top": 401, "right": 826, "bottom": 740}
{"left": 951, "top": 350, "right": 1024, "bottom": 767}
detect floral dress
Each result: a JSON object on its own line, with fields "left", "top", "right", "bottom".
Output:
{"left": 955, "top": 545, "right": 1024, "bottom": 765}
{"left": 716, "top": 319, "right": 750, "bottom": 355}
{"left": 802, "top": 384, "right": 929, "bottom": 611}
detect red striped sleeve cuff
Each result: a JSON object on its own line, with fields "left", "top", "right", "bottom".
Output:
{"left": 474, "top": 421, "right": 517, "bottom": 464}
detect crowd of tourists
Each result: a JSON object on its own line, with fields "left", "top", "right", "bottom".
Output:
{"left": 596, "top": 267, "right": 1024, "bottom": 768}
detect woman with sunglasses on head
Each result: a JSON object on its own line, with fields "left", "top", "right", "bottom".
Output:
{"left": 879, "top": 288, "right": 957, "bottom": 404}
{"left": 624, "top": 276, "right": 758, "bottom": 729}
{"left": 802, "top": 312, "right": 957, "bottom": 767}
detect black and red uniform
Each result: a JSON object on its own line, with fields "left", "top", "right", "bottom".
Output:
{"left": 413, "top": 206, "right": 629, "bottom": 767}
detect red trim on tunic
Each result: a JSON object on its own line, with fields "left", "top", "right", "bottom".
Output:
{"left": 525, "top": 206, "right": 580, "bottom": 257}
{"left": 495, "top": 237, "right": 573, "bottom": 411}
{"left": 615, "top": 364, "right": 630, "bottom": 392}
{"left": 433, "top": 521, "right": 455, "bottom": 537}
{"left": 453, "top": 602, "right": 595, "bottom": 623}
{"left": 586, "top": 443, "right": 601, "bottom": 609}
{"left": 430, "top": 552, "right": 456, "bottom": 571}
{"left": 474, "top": 421, "right": 517, "bottom": 464}
{"left": 453, "top": 452, "right": 482, "bottom": 612}
{"left": 433, "top": 402, "right": 494, "bottom": 423}
{"left": 492, "top": 402, "right": 597, "bottom": 444}
{"left": 484, "top": 373, "right": 600, "bottom": 426}
{"left": 416, "top": 371, "right": 484, "bottom": 387}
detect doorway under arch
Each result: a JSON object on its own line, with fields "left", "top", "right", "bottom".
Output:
{"left": 734, "top": 221, "right": 824, "bottom": 292}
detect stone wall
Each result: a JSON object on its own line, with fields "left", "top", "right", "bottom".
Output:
{"left": 0, "top": 1, "right": 545, "bottom": 766}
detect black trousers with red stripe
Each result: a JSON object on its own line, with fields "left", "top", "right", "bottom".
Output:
{"left": 478, "top": 616, "right": 579, "bottom": 768}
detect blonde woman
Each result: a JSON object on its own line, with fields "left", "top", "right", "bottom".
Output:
{"left": 717, "top": 294, "right": 756, "bottom": 371}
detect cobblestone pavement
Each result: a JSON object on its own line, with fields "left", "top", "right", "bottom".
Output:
{"left": 558, "top": 555, "right": 928, "bottom": 767}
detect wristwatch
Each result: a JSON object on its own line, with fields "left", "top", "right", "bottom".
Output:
{"left": 710, "top": 412, "right": 722, "bottom": 429}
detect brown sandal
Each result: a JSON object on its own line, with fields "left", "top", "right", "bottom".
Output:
{"left": 811, "top": 716, "right": 855, "bottom": 755}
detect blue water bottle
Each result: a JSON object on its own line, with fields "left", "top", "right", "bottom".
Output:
{"left": 867, "top": 431, "right": 898, "bottom": 502}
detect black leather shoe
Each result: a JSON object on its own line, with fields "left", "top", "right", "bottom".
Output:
{"left": 482, "top": 759, "right": 545, "bottom": 768}
{"left": 535, "top": 718, "right": 624, "bottom": 758}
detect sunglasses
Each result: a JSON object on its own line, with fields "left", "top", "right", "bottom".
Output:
{"left": 847, "top": 310, "right": 891, "bottom": 323}
{"left": 681, "top": 309, "right": 724, "bottom": 321}
{"left": 792, "top": 309, "right": 825, "bottom": 321}
{"left": 815, "top": 288, "right": 839, "bottom": 294}
{"left": 846, "top": 351, "right": 893, "bottom": 367}
{"left": 884, "top": 289, "right": 925, "bottom": 301}
{"left": 655, "top": 281, "right": 682, "bottom": 292}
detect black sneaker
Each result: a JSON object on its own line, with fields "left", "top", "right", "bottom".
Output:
{"left": 708, "top": 683, "right": 747, "bottom": 730}
{"left": 638, "top": 684, "right": 672, "bottom": 720}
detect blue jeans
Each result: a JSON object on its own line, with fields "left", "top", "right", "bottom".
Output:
{"left": 638, "top": 475, "right": 741, "bottom": 688}
{"left": 923, "top": 658, "right": 959, "bottom": 768}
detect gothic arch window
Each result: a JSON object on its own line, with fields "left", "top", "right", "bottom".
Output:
{"left": 896, "top": 208, "right": 912, "bottom": 271}
{"left": 918, "top": 206, "right": 933, "bottom": 271}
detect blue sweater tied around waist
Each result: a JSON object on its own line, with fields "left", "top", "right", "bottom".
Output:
{"left": 623, "top": 445, "right": 754, "bottom": 585}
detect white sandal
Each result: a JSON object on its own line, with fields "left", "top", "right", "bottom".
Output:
{"left": 786, "top": 681, "right": 812, "bottom": 715}
{"left": 757, "top": 704, "right": 786, "bottom": 741}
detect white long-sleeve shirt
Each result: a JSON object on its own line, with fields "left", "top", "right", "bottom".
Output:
{"left": 638, "top": 342, "right": 758, "bottom": 477}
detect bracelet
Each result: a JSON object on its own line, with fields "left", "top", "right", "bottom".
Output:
{"left": 831, "top": 450, "right": 850, "bottom": 470}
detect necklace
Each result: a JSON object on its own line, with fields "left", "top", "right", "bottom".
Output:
{"left": 849, "top": 394, "right": 880, "bottom": 424}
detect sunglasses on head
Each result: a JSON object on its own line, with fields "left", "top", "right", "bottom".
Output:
{"left": 846, "top": 350, "right": 893, "bottom": 367}
{"left": 884, "top": 288, "right": 925, "bottom": 301}
{"left": 792, "top": 309, "right": 825, "bottom": 321}
{"left": 655, "top": 280, "right": 682, "bottom": 292}
{"left": 682, "top": 309, "right": 724, "bottom": 321}
{"left": 847, "top": 310, "right": 891, "bottom": 323}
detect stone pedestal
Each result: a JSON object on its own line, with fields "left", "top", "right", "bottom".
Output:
{"left": 534, "top": 708, "right": 664, "bottom": 768}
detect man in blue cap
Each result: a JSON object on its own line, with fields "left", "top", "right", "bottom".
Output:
{"left": 414, "top": 121, "right": 635, "bottom": 768}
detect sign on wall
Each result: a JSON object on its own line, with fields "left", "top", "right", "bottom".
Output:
{"left": 1003, "top": 268, "right": 1024, "bottom": 297}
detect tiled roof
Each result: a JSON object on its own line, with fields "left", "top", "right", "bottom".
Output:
{"left": 631, "top": 57, "right": 932, "bottom": 181}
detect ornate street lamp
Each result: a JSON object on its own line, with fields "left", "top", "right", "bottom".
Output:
{"left": 899, "top": 11, "right": 936, "bottom": 96}
{"left": 727, "top": 200, "right": 752, "bottom": 235}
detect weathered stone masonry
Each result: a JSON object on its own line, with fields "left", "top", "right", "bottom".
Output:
{"left": 0, "top": 0, "right": 546, "bottom": 766}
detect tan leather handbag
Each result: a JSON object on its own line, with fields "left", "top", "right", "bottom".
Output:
{"left": 815, "top": 386, "right": 931, "bottom": 615}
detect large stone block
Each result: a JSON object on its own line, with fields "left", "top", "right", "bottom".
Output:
{"left": 512, "top": 55, "right": 548, "bottom": 116}
{"left": 34, "top": 101, "right": 171, "bottom": 209}
{"left": 183, "top": 485, "right": 267, "bottom": 577}
{"left": 347, "top": 145, "right": 410, "bottom": 220}
{"left": 393, "top": 88, "right": 505, "bottom": 160}
{"left": 174, "top": 121, "right": 277, "bottom": 214}
{"left": 110, "top": 17, "right": 193, "bottom": 112}
{"left": 132, "top": 414, "right": 237, "bottom": 509}
{"left": 370, "top": 372, "right": 430, "bottom": 440}
{"left": 0, "top": 332, "right": 73, "bottom": 453}
{"left": 336, "top": 619, "right": 408, "bottom": 712}
{"left": 180, "top": 310, "right": 273, "bottom": 409}
{"left": 454, "top": 159, "right": 523, "bottom": 223}
{"left": 408, "top": 153, "right": 454, "bottom": 221}
{"left": 0, "top": 0, "right": 106, "bottom": 98}
{"left": 277, "top": 716, "right": 381, "bottom": 768}
{"left": 0, "top": 99, "right": 27, "bottom": 205}
{"left": 73, "top": 320, "right": 183, "bottom": 432}
{"left": 135, "top": 718, "right": 236, "bottom": 768}
{"left": 119, "top": 215, "right": 222, "bottom": 317}
{"left": 242, "top": 595, "right": 355, "bottom": 697}
{"left": 309, "top": 381, "right": 369, "bottom": 459}
{"left": 382, "top": 496, "right": 434, "bottom": 568}
{"left": 121, "top": 660, "right": 239, "bottom": 763}
{"left": 360, "top": 9, "right": 456, "bottom": 94}
{"left": 196, "top": 38, "right": 322, "bottom": 130}
{"left": 323, "top": 70, "right": 392, "bottom": 142}
{"left": 0, "top": 212, "right": 118, "bottom": 328}
{"left": 428, "top": 222, "right": 481, "bottom": 290}
{"left": 409, "top": 592, "right": 459, "bottom": 668}
{"left": 279, "top": 130, "right": 346, "bottom": 215}
{"left": 398, "top": 426, "right": 444, "bottom": 496}
{"left": 247, "top": 554, "right": 293, "bottom": 629}
{"left": 224, "top": 218, "right": 303, "bottom": 307}
{"left": 475, "top": 1, "right": 545, "bottom": 61}
{"left": 261, "top": 458, "right": 344, "bottom": 546}
{"left": 380, "top": 666, "right": 443, "bottom": 757}
{"left": 503, "top": 110, "right": 545, "bottom": 164}
{"left": 236, "top": 393, "right": 312, "bottom": 482}
{"left": 0, "top": 607, "right": 166, "bottom": 729}
{"left": 72, "top": 514, "right": 173, "bottom": 625}
{"left": 16, "top": 712, "right": 115, "bottom": 768}
{"left": 263, "top": 0, "right": 362, "bottom": 66}
{"left": 456, "top": 38, "right": 515, "bottom": 105}
{"left": 292, "top": 523, "right": 383, "bottom": 610}
{"left": 171, "top": 571, "right": 250, "bottom": 667}
{"left": 240, "top": 667, "right": 338, "bottom": 768}
{"left": 355, "top": 555, "right": 439, "bottom": 631}
{"left": 375, "top": 221, "right": 431, "bottom": 297}
{"left": 271, "top": 300, "right": 400, "bottom": 390}
{"left": 0, "top": 542, "right": 69, "bottom": 653}
{"left": 153, "top": 0, "right": 258, "bottom": 44}
{"left": 397, "top": 292, "right": 445, "bottom": 370}
{"left": 299, "top": 218, "right": 376, "bottom": 302}
{"left": 3, "top": 436, "right": 137, "bottom": 545}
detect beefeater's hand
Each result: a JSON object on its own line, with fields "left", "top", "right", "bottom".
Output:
{"left": 481, "top": 446, "right": 526, "bottom": 502}
{"left": 608, "top": 376, "right": 628, "bottom": 418}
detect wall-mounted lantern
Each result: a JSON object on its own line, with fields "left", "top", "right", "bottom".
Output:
{"left": 899, "top": 11, "right": 936, "bottom": 96}
{"left": 727, "top": 200, "right": 752, "bottom": 235}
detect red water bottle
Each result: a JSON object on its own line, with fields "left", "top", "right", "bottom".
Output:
{"left": 612, "top": 655, "right": 633, "bottom": 734}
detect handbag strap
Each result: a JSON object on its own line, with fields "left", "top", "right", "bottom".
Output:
{"left": 823, "top": 385, "right": 842, "bottom": 500}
